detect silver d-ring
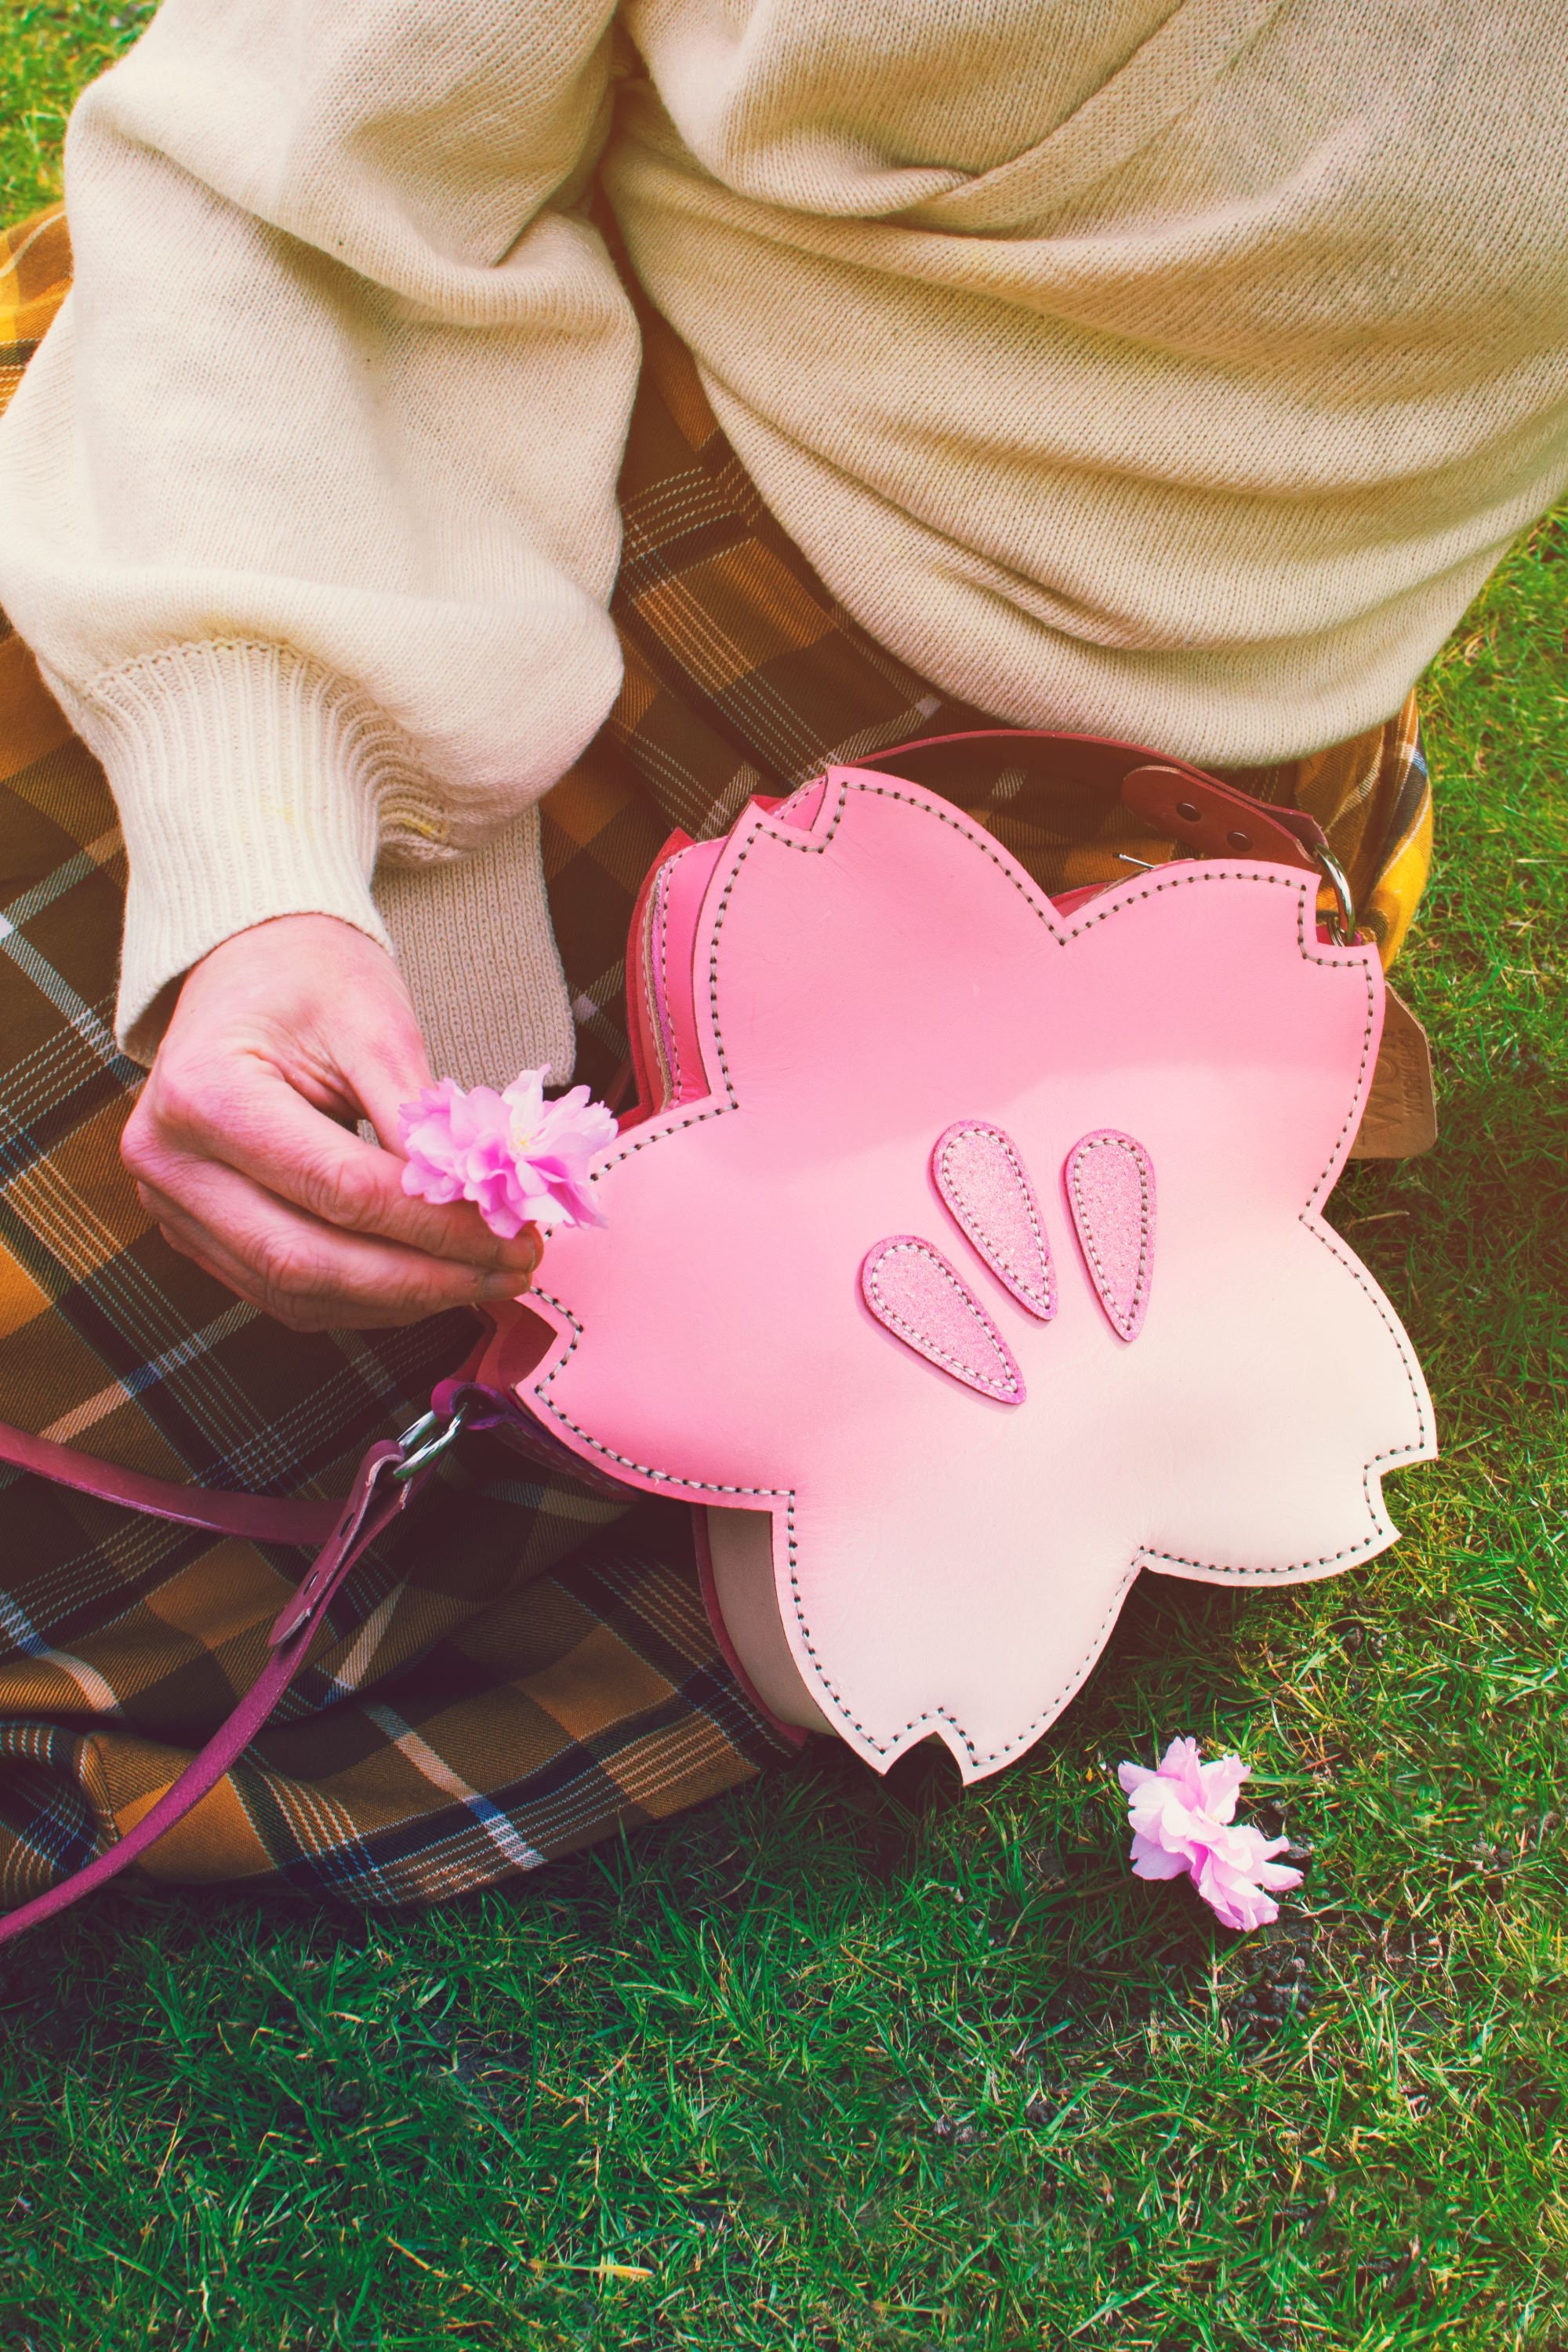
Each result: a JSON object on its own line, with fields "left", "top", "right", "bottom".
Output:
{"left": 392, "top": 1403, "right": 470, "bottom": 1483}
{"left": 1312, "top": 847, "right": 1358, "bottom": 946}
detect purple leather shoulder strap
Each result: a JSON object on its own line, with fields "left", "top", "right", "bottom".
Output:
{"left": 855, "top": 727, "right": 1330, "bottom": 874}
{"left": 0, "top": 1421, "right": 417, "bottom": 1944}
{"left": 0, "top": 1417, "right": 339, "bottom": 1544}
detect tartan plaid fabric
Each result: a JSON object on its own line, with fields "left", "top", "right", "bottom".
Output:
{"left": 0, "top": 218, "right": 796, "bottom": 1911}
{"left": 0, "top": 203, "right": 1432, "bottom": 1911}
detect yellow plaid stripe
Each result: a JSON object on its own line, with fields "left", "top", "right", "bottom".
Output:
{"left": 0, "top": 206, "right": 72, "bottom": 552}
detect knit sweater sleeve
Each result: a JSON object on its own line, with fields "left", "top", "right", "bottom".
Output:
{"left": 0, "top": 0, "right": 638, "bottom": 1058}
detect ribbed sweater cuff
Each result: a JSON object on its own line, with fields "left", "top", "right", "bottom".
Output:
{"left": 70, "top": 641, "right": 408, "bottom": 1062}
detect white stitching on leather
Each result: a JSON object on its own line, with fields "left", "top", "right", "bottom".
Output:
{"left": 935, "top": 1121, "right": 1055, "bottom": 1319}
{"left": 528, "top": 1289, "right": 786, "bottom": 1499}
{"left": 641, "top": 872, "right": 669, "bottom": 1105}
{"left": 861, "top": 1236, "right": 1024, "bottom": 1403}
{"left": 655, "top": 858, "right": 684, "bottom": 1101}
{"left": 530, "top": 772, "right": 1433, "bottom": 1769}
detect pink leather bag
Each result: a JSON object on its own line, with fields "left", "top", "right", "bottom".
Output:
{"left": 0, "top": 728, "right": 1436, "bottom": 1940}
{"left": 474, "top": 731, "right": 1436, "bottom": 1779}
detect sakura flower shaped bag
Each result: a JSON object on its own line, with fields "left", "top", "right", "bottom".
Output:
{"left": 471, "top": 730, "right": 1437, "bottom": 1781}
{"left": 0, "top": 725, "right": 1436, "bottom": 1943}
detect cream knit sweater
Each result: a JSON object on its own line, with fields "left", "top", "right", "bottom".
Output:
{"left": 2, "top": 0, "right": 1566, "bottom": 1079}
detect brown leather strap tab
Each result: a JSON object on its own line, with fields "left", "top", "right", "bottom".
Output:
{"left": 855, "top": 727, "right": 1323, "bottom": 873}
{"left": 1349, "top": 985, "right": 1438, "bottom": 1158}
{"left": 1120, "top": 765, "right": 1322, "bottom": 873}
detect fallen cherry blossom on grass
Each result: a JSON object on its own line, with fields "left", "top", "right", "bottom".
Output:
{"left": 1117, "top": 1737, "right": 1303, "bottom": 1930}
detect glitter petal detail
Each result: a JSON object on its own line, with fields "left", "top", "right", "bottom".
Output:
{"left": 932, "top": 1121, "right": 1054, "bottom": 1319}
{"left": 1065, "top": 1131, "right": 1155, "bottom": 1341}
{"left": 859, "top": 1236, "right": 1025, "bottom": 1403}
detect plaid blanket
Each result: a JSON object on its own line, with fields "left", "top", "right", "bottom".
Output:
{"left": 0, "top": 205, "right": 1432, "bottom": 1911}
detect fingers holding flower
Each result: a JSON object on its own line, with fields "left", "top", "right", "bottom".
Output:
{"left": 398, "top": 1069, "right": 619, "bottom": 1243}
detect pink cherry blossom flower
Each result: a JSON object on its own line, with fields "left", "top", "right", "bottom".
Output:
{"left": 1117, "top": 1737, "right": 1302, "bottom": 1932}
{"left": 397, "top": 1069, "right": 618, "bottom": 1240}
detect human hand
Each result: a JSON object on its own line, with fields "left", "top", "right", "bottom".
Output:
{"left": 122, "top": 914, "right": 540, "bottom": 1332}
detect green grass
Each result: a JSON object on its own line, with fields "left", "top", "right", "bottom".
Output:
{"left": 2, "top": 5, "right": 154, "bottom": 220}
{"left": 2, "top": 17, "right": 1566, "bottom": 2351}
